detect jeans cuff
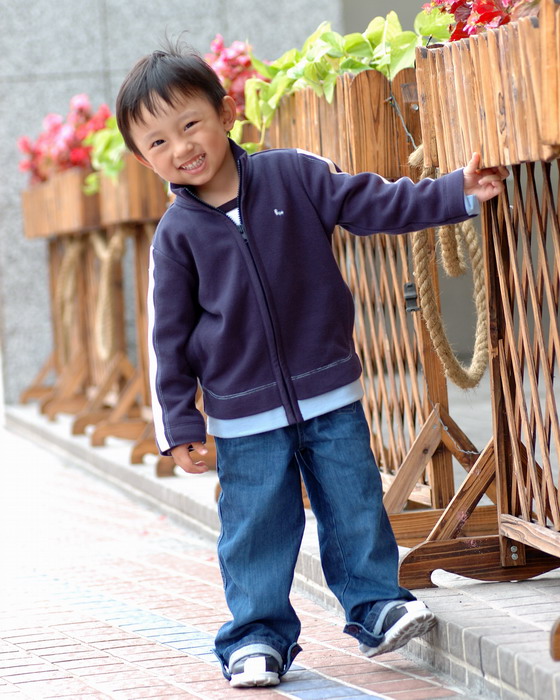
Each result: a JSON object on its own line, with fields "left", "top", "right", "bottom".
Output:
{"left": 343, "top": 621, "right": 383, "bottom": 647}
{"left": 344, "top": 599, "right": 412, "bottom": 647}
{"left": 216, "top": 641, "right": 302, "bottom": 680}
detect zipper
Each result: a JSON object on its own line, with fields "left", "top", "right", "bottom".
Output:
{"left": 178, "top": 167, "right": 302, "bottom": 424}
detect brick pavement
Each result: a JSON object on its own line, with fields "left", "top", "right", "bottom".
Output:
{"left": 0, "top": 428, "right": 483, "bottom": 699}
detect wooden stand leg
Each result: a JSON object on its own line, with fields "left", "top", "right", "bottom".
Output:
{"left": 20, "top": 353, "right": 56, "bottom": 404}
{"left": 72, "top": 351, "right": 135, "bottom": 434}
{"left": 551, "top": 619, "right": 560, "bottom": 661}
{"left": 156, "top": 456, "right": 176, "bottom": 477}
{"left": 40, "top": 354, "right": 89, "bottom": 420}
{"left": 399, "top": 535, "right": 560, "bottom": 589}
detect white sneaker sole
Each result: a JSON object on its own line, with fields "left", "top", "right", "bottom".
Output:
{"left": 230, "top": 671, "right": 280, "bottom": 687}
{"left": 360, "top": 603, "right": 436, "bottom": 657}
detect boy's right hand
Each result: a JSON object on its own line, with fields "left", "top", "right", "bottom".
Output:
{"left": 171, "top": 442, "right": 209, "bottom": 474}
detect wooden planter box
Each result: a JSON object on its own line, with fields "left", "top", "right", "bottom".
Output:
{"left": 415, "top": 5, "right": 560, "bottom": 173}
{"left": 268, "top": 68, "right": 420, "bottom": 179}
{"left": 99, "top": 153, "right": 168, "bottom": 226}
{"left": 21, "top": 168, "right": 100, "bottom": 238}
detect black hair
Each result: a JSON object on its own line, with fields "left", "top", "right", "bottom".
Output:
{"left": 116, "top": 40, "right": 226, "bottom": 156}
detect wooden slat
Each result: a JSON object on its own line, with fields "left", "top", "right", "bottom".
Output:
{"left": 390, "top": 504, "right": 497, "bottom": 548}
{"left": 500, "top": 514, "right": 560, "bottom": 558}
{"left": 541, "top": 0, "right": 560, "bottom": 145}
{"left": 426, "top": 441, "right": 495, "bottom": 541}
{"left": 383, "top": 407, "right": 441, "bottom": 514}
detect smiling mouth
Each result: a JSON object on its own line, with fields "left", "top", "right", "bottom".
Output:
{"left": 180, "top": 154, "right": 205, "bottom": 171}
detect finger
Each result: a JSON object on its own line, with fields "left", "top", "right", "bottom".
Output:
{"left": 464, "top": 152, "right": 481, "bottom": 174}
{"left": 477, "top": 173, "right": 506, "bottom": 186}
{"left": 191, "top": 442, "right": 208, "bottom": 456}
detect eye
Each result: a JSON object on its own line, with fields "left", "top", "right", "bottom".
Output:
{"left": 185, "top": 121, "right": 198, "bottom": 130}
{"left": 150, "top": 139, "right": 164, "bottom": 148}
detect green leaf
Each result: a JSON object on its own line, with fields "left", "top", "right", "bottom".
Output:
{"left": 240, "top": 141, "right": 262, "bottom": 154}
{"left": 414, "top": 9, "right": 452, "bottom": 41}
{"left": 267, "top": 75, "right": 295, "bottom": 110}
{"left": 323, "top": 72, "right": 337, "bottom": 103}
{"left": 383, "top": 10, "right": 403, "bottom": 40}
{"left": 339, "top": 57, "right": 370, "bottom": 73}
{"left": 229, "top": 119, "right": 245, "bottom": 144}
{"left": 243, "top": 78, "right": 265, "bottom": 129}
{"left": 343, "top": 33, "right": 373, "bottom": 59}
{"left": 302, "top": 21, "right": 331, "bottom": 53}
{"left": 83, "top": 171, "right": 100, "bottom": 195}
{"left": 363, "top": 16, "right": 386, "bottom": 46}
{"left": 271, "top": 47, "right": 301, "bottom": 71}
{"left": 249, "top": 52, "right": 277, "bottom": 80}
{"left": 388, "top": 32, "right": 420, "bottom": 78}
{"left": 319, "top": 30, "right": 345, "bottom": 57}
{"left": 303, "top": 61, "right": 323, "bottom": 86}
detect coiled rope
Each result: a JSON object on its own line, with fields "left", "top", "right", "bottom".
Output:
{"left": 409, "top": 144, "right": 488, "bottom": 389}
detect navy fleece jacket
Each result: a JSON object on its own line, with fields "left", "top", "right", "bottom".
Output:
{"left": 148, "top": 141, "right": 473, "bottom": 454}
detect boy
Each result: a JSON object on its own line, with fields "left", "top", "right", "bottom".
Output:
{"left": 116, "top": 44, "right": 507, "bottom": 689}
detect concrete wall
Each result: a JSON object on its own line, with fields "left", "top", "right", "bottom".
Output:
{"left": 0, "top": 0, "right": 476, "bottom": 406}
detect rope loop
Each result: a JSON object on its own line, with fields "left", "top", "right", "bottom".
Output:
{"left": 409, "top": 144, "right": 488, "bottom": 389}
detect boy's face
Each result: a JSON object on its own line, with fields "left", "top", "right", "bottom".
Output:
{"left": 130, "top": 91, "right": 237, "bottom": 201}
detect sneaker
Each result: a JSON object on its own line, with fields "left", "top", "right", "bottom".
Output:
{"left": 359, "top": 600, "right": 436, "bottom": 657}
{"left": 229, "top": 653, "right": 281, "bottom": 688}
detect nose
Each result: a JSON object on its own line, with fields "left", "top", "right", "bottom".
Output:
{"left": 173, "top": 137, "right": 193, "bottom": 162}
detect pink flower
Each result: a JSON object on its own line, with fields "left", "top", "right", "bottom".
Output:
{"left": 18, "top": 93, "right": 115, "bottom": 184}
{"left": 205, "top": 34, "right": 268, "bottom": 119}
{"left": 42, "top": 113, "right": 63, "bottom": 133}
{"left": 70, "top": 93, "right": 91, "bottom": 113}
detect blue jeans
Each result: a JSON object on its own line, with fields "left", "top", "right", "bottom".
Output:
{"left": 213, "top": 401, "right": 414, "bottom": 676}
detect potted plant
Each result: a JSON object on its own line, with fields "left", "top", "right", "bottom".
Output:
{"left": 414, "top": 0, "right": 555, "bottom": 173}
{"left": 18, "top": 94, "right": 110, "bottom": 237}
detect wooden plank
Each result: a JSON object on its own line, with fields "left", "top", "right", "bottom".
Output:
{"left": 433, "top": 48, "right": 452, "bottom": 173}
{"left": 442, "top": 42, "right": 463, "bottom": 171}
{"left": 450, "top": 40, "right": 473, "bottom": 169}
{"left": 426, "top": 441, "right": 496, "bottom": 541}
{"left": 500, "top": 514, "right": 560, "bottom": 559}
{"left": 414, "top": 47, "right": 438, "bottom": 170}
{"left": 540, "top": 0, "right": 560, "bottom": 146}
{"left": 382, "top": 407, "right": 441, "bottom": 514}
{"left": 473, "top": 33, "right": 500, "bottom": 167}
{"left": 496, "top": 25, "right": 519, "bottom": 165}
{"left": 390, "top": 504, "right": 497, "bottom": 548}
{"left": 517, "top": 17, "right": 545, "bottom": 162}
{"left": 399, "top": 535, "right": 560, "bottom": 589}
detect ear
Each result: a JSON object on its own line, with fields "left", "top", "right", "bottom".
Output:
{"left": 221, "top": 96, "right": 237, "bottom": 131}
{"left": 133, "top": 152, "right": 153, "bottom": 170}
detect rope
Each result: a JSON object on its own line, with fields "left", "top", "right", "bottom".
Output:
{"left": 54, "top": 237, "right": 84, "bottom": 363}
{"left": 91, "top": 229, "right": 125, "bottom": 361}
{"left": 409, "top": 144, "right": 488, "bottom": 389}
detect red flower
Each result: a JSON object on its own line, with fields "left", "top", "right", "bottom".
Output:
{"left": 18, "top": 94, "right": 112, "bottom": 184}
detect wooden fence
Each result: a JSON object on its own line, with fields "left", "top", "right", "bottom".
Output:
{"left": 412, "top": 2, "right": 560, "bottom": 658}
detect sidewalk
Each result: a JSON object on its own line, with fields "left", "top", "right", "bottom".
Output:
{"left": 1, "top": 424, "right": 479, "bottom": 700}
{"left": 3, "top": 405, "right": 560, "bottom": 699}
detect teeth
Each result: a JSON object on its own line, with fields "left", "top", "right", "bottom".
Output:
{"left": 181, "top": 155, "right": 205, "bottom": 171}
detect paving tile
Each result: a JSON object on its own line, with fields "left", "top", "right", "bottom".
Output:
{"left": 0, "top": 425, "right": 519, "bottom": 700}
